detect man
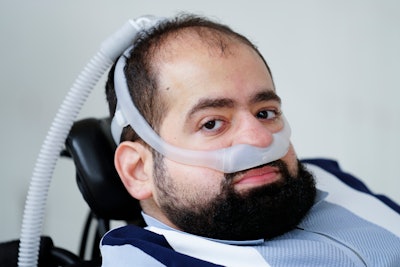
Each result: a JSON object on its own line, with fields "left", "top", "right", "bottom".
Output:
{"left": 101, "top": 14, "right": 400, "bottom": 266}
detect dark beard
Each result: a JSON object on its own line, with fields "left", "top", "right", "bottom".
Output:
{"left": 153, "top": 154, "right": 316, "bottom": 241}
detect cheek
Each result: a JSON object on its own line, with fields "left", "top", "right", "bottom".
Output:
{"left": 163, "top": 159, "right": 224, "bottom": 200}
{"left": 281, "top": 144, "right": 299, "bottom": 176}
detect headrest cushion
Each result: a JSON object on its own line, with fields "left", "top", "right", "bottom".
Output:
{"left": 65, "top": 118, "right": 141, "bottom": 220}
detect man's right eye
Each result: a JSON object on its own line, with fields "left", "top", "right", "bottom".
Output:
{"left": 201, "top": 119, "right": 224, "bottom": 132}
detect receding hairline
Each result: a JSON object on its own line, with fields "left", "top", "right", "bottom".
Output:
{"left": 147, "top": 25, "right": 262, "bottom": 67}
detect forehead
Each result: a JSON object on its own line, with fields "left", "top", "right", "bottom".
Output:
{"left": 153, "top": 36, "right": 276, "bottom": 138}
{"left": 155, "top": 35, "right": 274, "bottom": 104}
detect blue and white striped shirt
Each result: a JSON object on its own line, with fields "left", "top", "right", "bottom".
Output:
{"left": 101, "top": 160, "right": 400, "bottom": 266}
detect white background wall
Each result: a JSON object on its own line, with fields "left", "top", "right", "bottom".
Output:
{"left": 1, "top": 0, "right": 399, "bottom": 255}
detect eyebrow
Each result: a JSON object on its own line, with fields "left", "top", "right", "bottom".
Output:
{"left": 187, "top": 98, "right": 235, "bottom": 120}
{"left": 250, "top": 91, "right": 281, "bottom": 105}
{"left": 186, "top": 90, "right": 281, "bottom": 121}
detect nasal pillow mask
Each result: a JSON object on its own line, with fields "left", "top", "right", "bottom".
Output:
{"left": 111, "top": 17, "right": 292, "bottom": 173}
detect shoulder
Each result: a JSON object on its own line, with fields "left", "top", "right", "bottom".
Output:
{"left": 302, "top": 158, "right": 400, "bottom": 237}
{"left": 100, "top": 225, "right": 169, "bottom": 267}
{"left": 101, "top": 225, "right": 222, "bottom": 267}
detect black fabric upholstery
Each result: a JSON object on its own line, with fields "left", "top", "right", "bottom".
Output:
{"left": 0, "top": 236, "right": 81, "bottom": 267}
{"left": 65, "top": 118, "right": 141, "bottom": 221}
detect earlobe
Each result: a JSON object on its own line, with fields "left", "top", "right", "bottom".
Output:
{"left": 114, "top": 141, "right": 153, "bottom": 200}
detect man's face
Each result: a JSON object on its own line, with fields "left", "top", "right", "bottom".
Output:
{"left": 148, "top": 39, "right": 315, "bottom": 240}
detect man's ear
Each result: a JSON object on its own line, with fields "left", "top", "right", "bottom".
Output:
{"left": 114, "top": 141, "right": 153, "bottom": 200}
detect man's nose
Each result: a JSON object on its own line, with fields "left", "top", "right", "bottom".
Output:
{"left": 232, "top": 115, "right": 274, "bottom": 148}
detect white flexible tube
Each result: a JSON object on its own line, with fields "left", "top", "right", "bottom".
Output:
{"left": 17, "top": 17, "right": 160, "bottom": 267}
{"left": 17, "top": 51, "right": 112, "bottom": 267}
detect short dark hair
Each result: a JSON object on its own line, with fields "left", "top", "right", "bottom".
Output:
{"left": 106, "top": 13, "right": 272, "bottom": 143}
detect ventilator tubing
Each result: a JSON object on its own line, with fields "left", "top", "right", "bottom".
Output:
{"left": 111, "top": 54, "right": 292, "bottom": 174}
{"left": 17, "top": 16, "right": 162, "bottom": 267}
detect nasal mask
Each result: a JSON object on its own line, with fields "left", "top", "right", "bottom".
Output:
{"left": 111, "top": 17, "right": 292, "bottom": 174}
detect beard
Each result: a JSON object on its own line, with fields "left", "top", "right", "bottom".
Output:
{"left": 152, "top": 153, "right": 316, "bottom": 241}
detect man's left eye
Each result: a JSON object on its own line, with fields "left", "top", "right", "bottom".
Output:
{"left": 256, "top": 110, "right": 278, "bottom": 120}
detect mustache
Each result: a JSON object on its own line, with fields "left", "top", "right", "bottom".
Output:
{"left": 224, "top": 159, "right": 286, "bottom": 182}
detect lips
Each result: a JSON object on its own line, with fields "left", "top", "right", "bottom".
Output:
{"left": 233, "top": 165, "right": 280, "bottom": 187}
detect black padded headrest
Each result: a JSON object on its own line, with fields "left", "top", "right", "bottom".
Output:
{"left": 65, "top": 118, "right": 141, "bottom": 221}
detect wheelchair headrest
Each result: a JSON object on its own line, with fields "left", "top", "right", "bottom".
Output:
{"left": 65, "top": 117, "right": 141, "bottom": 221}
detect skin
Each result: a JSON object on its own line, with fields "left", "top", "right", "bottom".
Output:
{"left": 114, "top": 34, "right": 299, "bottom": 230}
